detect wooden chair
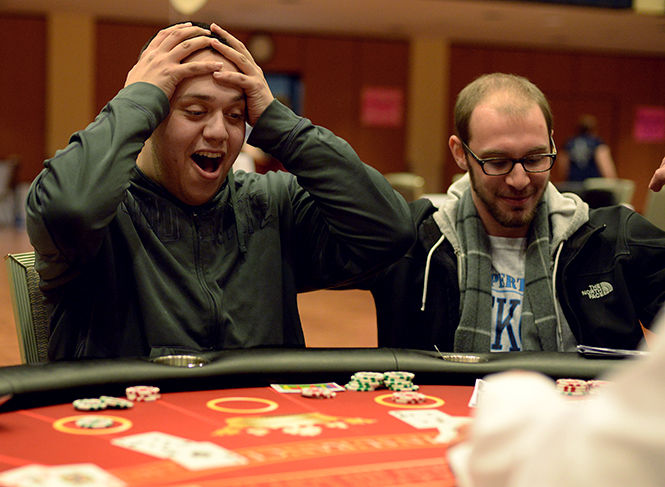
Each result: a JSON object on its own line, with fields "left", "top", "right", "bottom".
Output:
{"left": 5, "top": 251, "right": 49, "bottom": 364}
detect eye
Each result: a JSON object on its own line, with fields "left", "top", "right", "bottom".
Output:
{"left": 484, "top": 158, "right": 512, "bottom": 168}
{"left": 226, "top": 111, "right": 245, "bottom": 122}
{"left": 185, "top": 109, "right": 206, "bottom": 117}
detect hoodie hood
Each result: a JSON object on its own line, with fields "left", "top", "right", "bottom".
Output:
{"left": 430, "top": 173, "right": 589, "bottom": 257}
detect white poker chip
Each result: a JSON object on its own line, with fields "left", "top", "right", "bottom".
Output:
{"left": 75, "top": 416, "right": 114, "bottom": 429}
{"left": 73, "top": 398, "right": 105, "bottom": 411}
{"left": 301, "top": 387, "right": 336, "bottom": 399}
{"left": 100, "top": 395, "right": 134, "bottom": 409}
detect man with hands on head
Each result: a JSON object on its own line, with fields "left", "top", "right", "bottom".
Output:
{"left": 26, "top": 22, "right": 413, "bottom": 361}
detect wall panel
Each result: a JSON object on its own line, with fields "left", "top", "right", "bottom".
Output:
{"left": 0, "top": 14, "right": 46, "bottom": 183}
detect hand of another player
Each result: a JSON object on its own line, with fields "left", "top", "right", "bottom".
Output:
{"left": 648, "top": 156, "right": 665, "bottom": 192}
{"left": 209, "top": 24, "right": 275, "bottom": 126}
{"left": 124, "top": 23, "right": 224, "bottom": 99}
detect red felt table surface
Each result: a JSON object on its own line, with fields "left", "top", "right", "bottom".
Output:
{"left": 0, "top": 384, "right": 474, "bottom": 487}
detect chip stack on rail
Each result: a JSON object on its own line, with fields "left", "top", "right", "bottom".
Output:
{"left": 383, "top": 371, "right": 418, "bottom": 392}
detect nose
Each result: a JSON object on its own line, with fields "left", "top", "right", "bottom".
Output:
{"left": 505, "top": 162, "right": 530, "bottom": 190}
{"left": 202, "top": 111, "right": 228, "bottom": 143}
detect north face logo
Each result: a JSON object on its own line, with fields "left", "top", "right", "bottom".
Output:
{"left": 581, "top": 282, "right": 614, "bottom": 299}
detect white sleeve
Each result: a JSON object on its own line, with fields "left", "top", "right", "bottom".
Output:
{"left": 449, "top": 316, "right": 665, "bottom": 487}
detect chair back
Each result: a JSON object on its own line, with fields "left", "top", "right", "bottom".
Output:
{"left": 644, "top": 189, "right": 665, "bottom": 232}
{"left": 5, "top": 251, "right": 49, "bottom": 364}
{"left": 385, "top": 172, "right": 425, "bottom": 202}
{"left": 582, "top": 177, "right": 635, "bottom": 206}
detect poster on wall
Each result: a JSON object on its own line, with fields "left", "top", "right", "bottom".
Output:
{"left": 360, "top": 87, "right": 404, "bottom": 128}
{"left": 633, "top": 106, "right": 665, "bottom": 143}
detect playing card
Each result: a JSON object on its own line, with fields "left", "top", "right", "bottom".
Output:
{"left": 0, "top": 464, "right": 51, "bottom": 487}
{"left": 468, "top": 378, "right": 487, "bottom": 408}
{"left": 47, "top": 464, "right": 125, "bottom": 487}
{"left": 389, "top": 409, "right": 471, "bottom": 444}
{"left": 170, "top": 442, "right": 248, "bottom": 471}
{"left": 0, "top": 464, "right": 124, "bottom": 487}
{"left": 389, "top": 409, "right": 453, "bottom": 429}
{"left": 111, "top": 431, "right": 190, "bottom": 460}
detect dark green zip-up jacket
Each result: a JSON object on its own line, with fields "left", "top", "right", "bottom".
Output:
{"left": 26, "top": 82, "right": 414, "bottom": 361}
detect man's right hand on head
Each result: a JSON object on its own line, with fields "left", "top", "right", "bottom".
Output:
{"left": 124, "top": 23, "right": 224, "bottom": 99}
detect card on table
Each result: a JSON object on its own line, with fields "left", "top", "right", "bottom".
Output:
{"left": 270, "top": 382, "right": 345, "bottom": 393}
{"left": 0, "top": 463, "right": 125, "bottom": 487}
{"left": 111, "top": 431, "right": 247, "bottom": 471}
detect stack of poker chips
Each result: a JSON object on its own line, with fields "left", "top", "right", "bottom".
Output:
{"left": 125, "top": 385, "right": 161, "bottom": 402}
{"left": 300, "top": 387, "right": 337, "bottom": 399}
{"left": 72, "top": 395, "right": 133, "bottom": 411}
{"left": 75, "top": 416, "right": 115, "bottom": 429}
{"left": 383, "top": 371, "right": 418, "bottom": 391}
{"left": 344, "top": 371, "right": 419, "bottom": 392}
{"left": 555, "top": 378, "right": 589, "bottom": 396}
{"left": 391, "top": 391, "right": 426, "bottom": 404}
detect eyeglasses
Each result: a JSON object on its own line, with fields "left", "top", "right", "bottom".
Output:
{"left": 461, "top": 136, "right": 557, "bottom": 176}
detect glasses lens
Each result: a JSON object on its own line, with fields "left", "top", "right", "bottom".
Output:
{"left": 483, "top": 160, "right": 513, "bottom": 175}
{"left": 523, "top": 155, "right": 554, "bottom": 172}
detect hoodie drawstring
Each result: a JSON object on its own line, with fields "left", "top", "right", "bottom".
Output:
{"left": 421, "top": 234, "right": 446, "bottom": 311}
{"left": 552, "top": 240, "right": 565, "bottom": 350}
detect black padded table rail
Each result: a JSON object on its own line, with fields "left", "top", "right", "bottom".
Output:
{"left": 0, "top": 348, "right": 628, "bottom": 412}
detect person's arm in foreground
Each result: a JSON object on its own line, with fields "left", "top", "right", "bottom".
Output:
{"left": 211, "top": 25, "right": 414, "bottom": 287}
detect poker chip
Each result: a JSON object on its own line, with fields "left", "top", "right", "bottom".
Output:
{"left": 344, "top": 370, "right": 420, "bottom": 392}
{"left": 72, "top": 398, "right": 105, "bottom": 411}
{"left": 301, "top": 387, "right": 336, "bottom": 399}
{"left": 556, "top": 378, "right": 589, "bottom": 396}
{"left": 125, "top": 385, "right": 161, "bottom": 402}
{"left": 100, "top": 396, "right": 134, "bottom": 409}
{"left": 391, "top": 391, "right": 426, "bottom": 404}
{"left": 75, "top": 416, "right": 114, "bottom": 429}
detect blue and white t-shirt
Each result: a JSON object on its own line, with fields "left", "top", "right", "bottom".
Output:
{"left": 489, "top": 236, "right": 526, "bottom": 352}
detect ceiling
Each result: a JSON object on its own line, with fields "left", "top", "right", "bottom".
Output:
{"left": 2, "top": 0, "right": 665, "bottom": 55}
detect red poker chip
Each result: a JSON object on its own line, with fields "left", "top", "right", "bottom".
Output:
{"left": 126, "top": 385, "right": 161, "bottom": 402}
{"left": 556, "top": 378, "right": 589, "bottom": 396}
{"left": 391, "top": 391, "right": 426, "bottom": 404}
{"left": 301, "top": 387, "right": 336, "bottom": 399}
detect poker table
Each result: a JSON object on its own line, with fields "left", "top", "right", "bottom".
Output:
{"left": 0, "top": 348, "right": 624, "bottom": 486}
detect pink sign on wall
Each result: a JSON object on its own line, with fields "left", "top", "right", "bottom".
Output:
{"left": 360, "top": 87, "right": 404, "bottom": 127}
{"left": 634, "top": 106, "right": 665, "bottom": 142}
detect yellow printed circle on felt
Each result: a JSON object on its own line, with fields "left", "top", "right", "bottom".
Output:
{"left": 53, "top": 415, "right": 133, "bottom": 435}
{"left": 207, "top": 396, "right": 279, "bottom": 414}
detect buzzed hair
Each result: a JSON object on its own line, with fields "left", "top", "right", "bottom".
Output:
{"left": 453, "top": 73, "right": 553, "bottom": 144}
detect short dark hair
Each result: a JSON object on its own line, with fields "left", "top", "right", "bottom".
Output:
{"left": 139, "top": 21, "right": 229, "bottom": 58}
{"left": 454, "top": 73, "right": 553, "bottom": 144}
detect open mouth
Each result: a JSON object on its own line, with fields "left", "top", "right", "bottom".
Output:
{"left": 191, "top": 151, "right": 223, "bottom": 174}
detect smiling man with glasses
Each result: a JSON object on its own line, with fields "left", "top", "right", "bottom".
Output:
{"left": 362, "top": 72, "right": 665, "bottom": 354}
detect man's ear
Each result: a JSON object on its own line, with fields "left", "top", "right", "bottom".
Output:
{"left": 449, "top": 135, "right": 469, "bottom": 171}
